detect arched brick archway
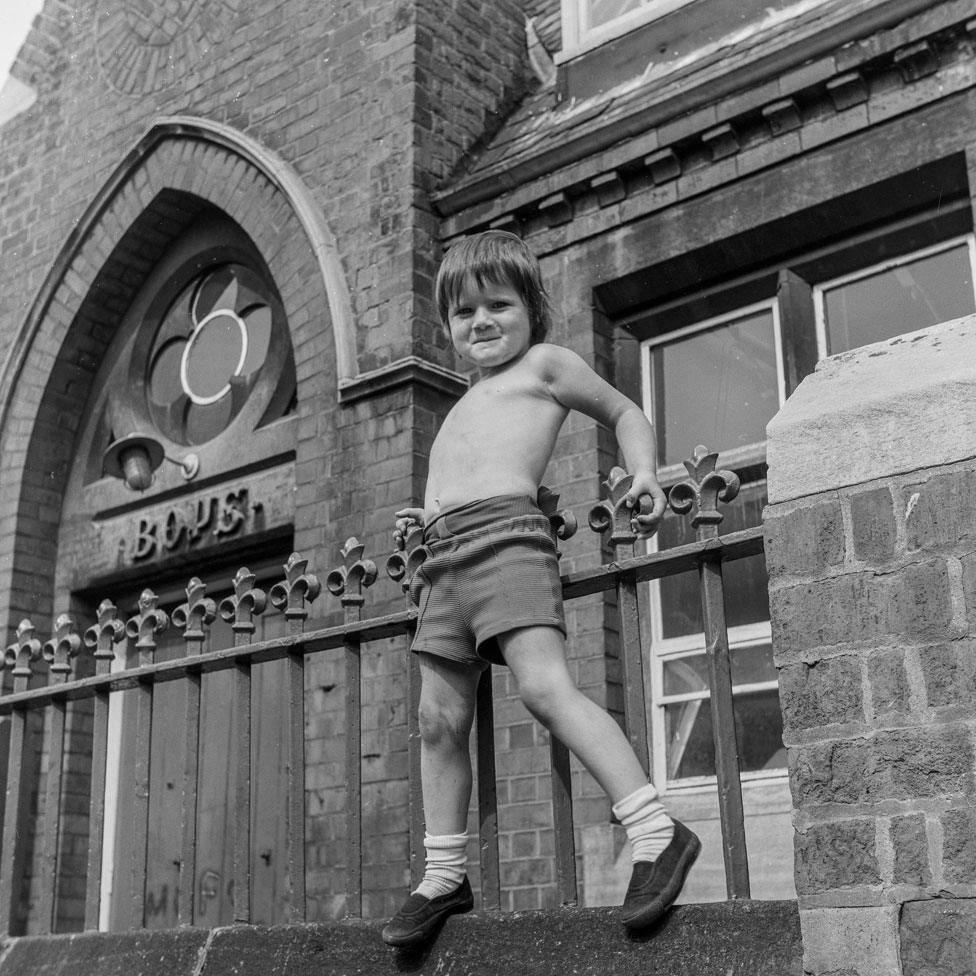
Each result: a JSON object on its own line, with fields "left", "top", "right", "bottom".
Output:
{"left": 0, "top": 117, "right": 356, "bottom": 634}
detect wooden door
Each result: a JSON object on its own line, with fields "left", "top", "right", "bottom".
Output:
{"left": 106, "top": 566, "right": 291, "bottom": 929}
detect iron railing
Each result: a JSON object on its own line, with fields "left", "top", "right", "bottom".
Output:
{"left": 0, "top": 447, "right": 764, "bottom": 934}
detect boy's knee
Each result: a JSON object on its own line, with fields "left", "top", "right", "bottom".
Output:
{"left": 418, "top": 699, "right": 472, "bottom": 748}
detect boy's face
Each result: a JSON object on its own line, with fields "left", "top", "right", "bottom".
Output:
{"left": 446, "top": 276, "right": 532, "bottom": 373}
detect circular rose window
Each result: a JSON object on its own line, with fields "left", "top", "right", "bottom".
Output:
{"left": 147, "top": 264, "right": 278, "bottom": 445}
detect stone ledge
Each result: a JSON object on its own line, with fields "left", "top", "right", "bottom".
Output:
{"left": 767, "top": 316, "right": 976, "bottom": 505}
{"left": 0, "top": 900, "right": 801, "bottom": 976}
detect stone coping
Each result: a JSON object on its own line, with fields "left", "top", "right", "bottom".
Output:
{"left": 766, "top": 315, "right": 976, "bottom": 505}
{"left": 0, "top": 900, "right": 800, "bottom": 976}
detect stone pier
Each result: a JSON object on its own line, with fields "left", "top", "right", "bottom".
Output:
{"left": 764, "top": 315, "right": 976, "bottom": 976}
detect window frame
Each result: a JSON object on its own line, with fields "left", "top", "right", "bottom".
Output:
{"left": 622, "top": 194, "right": 975, "bottom": 793}
{"left": 639, "top": 300, "right": 787, "bottom": 792}
{"left": 559, "top": 0, "right": 698, "bottom": 61}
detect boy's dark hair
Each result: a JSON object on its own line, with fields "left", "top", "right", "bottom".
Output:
{"left": 435, "top": 230, "right": 553, "bottom": 344}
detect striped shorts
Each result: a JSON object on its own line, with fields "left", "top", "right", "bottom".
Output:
{"left": 409, "top": 495, "right": 566, "bottom": 668}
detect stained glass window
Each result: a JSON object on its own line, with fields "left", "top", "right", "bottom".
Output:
{"left": 147, "top": 264, "right": 278, "bottom": 446}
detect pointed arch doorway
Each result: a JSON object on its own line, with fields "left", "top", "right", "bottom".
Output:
{"left": 0, "top": 120, "right": 354, "bottom": 931}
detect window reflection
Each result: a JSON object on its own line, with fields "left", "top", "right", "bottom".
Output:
{"left": 664, "top": 685, "right": 786, "bottom": 780}
{"left": 647, "top": 307, "right": 780, "bottom": 468}
{"left": 821, "top": 240, "right": 975, "bottom": 354}
{"left": 588, "top": 0, "right": 646, "bottom": 29}
{"left": 657, "top": 480, "right": 770, "bottom": 639}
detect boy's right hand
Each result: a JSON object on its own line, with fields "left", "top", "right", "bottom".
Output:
{"left": 394, "top": 508, "right": 426, "bottom": 547}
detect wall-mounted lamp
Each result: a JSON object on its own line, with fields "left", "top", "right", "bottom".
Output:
{"left": 102, "top": 433, "right": 200, "bottom": 492}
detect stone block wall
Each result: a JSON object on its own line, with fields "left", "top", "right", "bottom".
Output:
{"left": 765, "top": 316, "right": 976, "bottom": 976}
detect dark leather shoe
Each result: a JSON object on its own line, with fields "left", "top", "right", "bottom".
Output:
{"left": 381, "top": 876, "right": 474, "bottom": 948}
{"left": 620, "top": 820, "right": 701, "bottom": 930}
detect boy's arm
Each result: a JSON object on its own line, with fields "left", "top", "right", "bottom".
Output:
{"left": 612, "top": 407, "right": 668, "bottom": 537}
{"left": 535, "top": 345, "right": 667, "bottom": 537}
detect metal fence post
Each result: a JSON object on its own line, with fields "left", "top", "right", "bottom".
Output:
{"left": 327, "top": 538, "right": 377, "bottom": 918}
{"left": 0, "top": 621, "right": 42, "bottom": 935}
{"left": 83, "top": 601, "right": 125, "bottom": 930}
{"left": 269, "top": 552, "right": 320, "bottom": 923}
{"left": 670, "top": 445, "right": 751, "bottom": 899}
{"left": 219, "top": 568, "right": 268, "bottom": 926}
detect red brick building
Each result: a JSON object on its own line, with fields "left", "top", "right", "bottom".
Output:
{"left": 0, "top": 1, "right": 973, "bottom": 972}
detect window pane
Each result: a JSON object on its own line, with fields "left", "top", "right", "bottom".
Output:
{"left": 657, "top": 480, "right": 769, "bottom": 639}
{"left": 588, "top": 0, "right": 646, "bottom": 29}
{"left": 663, "top": 644, "right": 777, "bottom": 696}
{"left": 823, "top": 242, "right": 975, "bottom": 354}
{"left": 664, "top": 686, "right": 786, "bottom": 780}
{"left": 649, "top": 309, "right": 779, "bottom": 468}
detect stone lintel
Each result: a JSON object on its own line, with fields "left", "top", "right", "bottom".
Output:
{"left": 766, "top": 316, "right": 976, "bottom": 505}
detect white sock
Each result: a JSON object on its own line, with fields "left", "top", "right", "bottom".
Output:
{"left": 413, "top": 832, "right": 468, "bottom": 899}
{"left": 612, "top": 783, "right": 674, "bottom": 863}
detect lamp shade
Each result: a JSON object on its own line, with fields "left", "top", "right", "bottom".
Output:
{"left": 102, "top": 433, "right": 165, "bottom": 491}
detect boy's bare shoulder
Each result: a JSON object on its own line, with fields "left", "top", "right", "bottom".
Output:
{"left": 522, "top": 342, "right": 589, "bottom": 381}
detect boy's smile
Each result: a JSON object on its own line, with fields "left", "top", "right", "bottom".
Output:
{"left": 447, "top": 279, "right": 533, "bottom": 373}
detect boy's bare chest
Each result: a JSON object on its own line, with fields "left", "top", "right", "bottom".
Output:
{"left": 441, "top": 375, "right": 557, "bottom": 438}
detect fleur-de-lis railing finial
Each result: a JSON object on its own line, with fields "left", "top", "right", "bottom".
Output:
{"left": 537, "top": 486, "right": 578, "bottom": 557}
{"left": 667, "top": 445, "right": 740, "bottom": 538}
{"left": 588, "top": 466, "right": 641, "bottom": 548}
{"left": 5, "top": 619, "right": 43, "bottom": 687}
{"left": 125, "top": 589, "right": 170, "bottom": 664}
{"left": 172, "top": 577, "right": 217, "bottom": 654}
{"left": 269, "top": 552, "right": 321, "bottom": 629}
{"left": 218, "top": 567, "right": 268, "bottom": 642}
{"left": 326, "top": 538, "right": 377, "bottom": 613}
{"left": 386, "top": 520, "right": 428, "bottom": 601}
{"left": 84, "top": 599, "right": 126, "bottom": 673}
{"left": 42, "top": 614, "right": 82, "bottom": 683}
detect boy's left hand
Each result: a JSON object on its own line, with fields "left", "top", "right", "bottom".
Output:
{"left": 625, "top": 475, "right": 667, "bottom": 539}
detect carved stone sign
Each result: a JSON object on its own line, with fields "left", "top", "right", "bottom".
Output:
{"left": 129, "top": 488, "right": 251, "bottom": 562}
{"left": 75, "top": 464, "right": 295, "bottom": 581}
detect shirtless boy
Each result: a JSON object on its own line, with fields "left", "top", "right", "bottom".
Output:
{"left": 381, "top": 231, "right": 700, "bottom": 949}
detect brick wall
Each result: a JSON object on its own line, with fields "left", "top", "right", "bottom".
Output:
{"left": 0, "top": 0, "right": 533, "bottom": 929}
{"left": 765, "top": 316, "right": 976, "bottom": 976}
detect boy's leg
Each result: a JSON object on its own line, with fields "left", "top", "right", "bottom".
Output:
{"left": 382, "top": 653, "right": 479, "bottom": 948}
{"left": 496, "top": 625, "right": 649, "bottom": 801}
{"left": 497, "top": 626, "right": 699, "bottom": 928}
{"left": 416, "top": 652, "right": 481, "bottom": 836}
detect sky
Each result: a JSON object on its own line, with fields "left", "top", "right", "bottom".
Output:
{"left": 0, "top": 0, "right": 45, "bottom": 87}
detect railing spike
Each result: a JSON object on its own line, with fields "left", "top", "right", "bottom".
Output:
{"left": 124, "top": 589, "right": 169, "bottom": 663}
{"left": 84, "top": 600, "right": 126, "bottom": 670}
{"left": 386, "top": 522, "right": 428, "bottom": 602}
{"left": 326, "top": 536, "right": 377, "bottom": 610}
{"left": 668, "top": 445, "right": 740, "bottom": 538}
{"left": 218, "top": 567, "right": 268, "bottom": 639}
{"left": 171, "top": 577, "right": 217, "bottom": 653}
{"left": 269, "top": 552, "right": 321, "bottom": 627}
{"left": 42, "top": 614, "right": 82, "bottom": 682}
{"left": 588, "top": 466, "right": 641, "bottom": 547}
{"left": 537, "top": 485, "right": 577, "bottom": 557}
{"left": 4, "top": 619, "right": 42, "bottom": 684}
